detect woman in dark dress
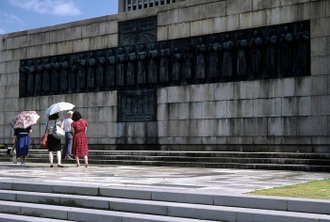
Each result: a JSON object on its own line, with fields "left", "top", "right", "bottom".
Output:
{"left": 47, "top": 113, "right": 64, "bottom": 167}
{"left": 14, "top": 126, "right": 32, "bottom": 166}
{"left": 71, "top": 111, "right": 89, "bottom": 167}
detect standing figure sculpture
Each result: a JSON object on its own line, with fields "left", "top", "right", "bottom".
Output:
{"left": 51, "top": 57, "right": 60, "bottom": 95}
{"left": 250, "top": 31, "right": 263, "bottom": 78}
{"left": 42, "top": 58, "right": 51, "bottom": 95}
{"left": 208, "top": 36, "right": 221, "bottom": 82}
{"left": 19, "top": 61, "right": 28, "bottom": 97}
{"left": 105, "top": 50, "right": 116, "bottom": 90}
{"left": 87, "top": 52, "right": 96, "bottom": 92}
{"left": 172, "top": 46, "right": 182, "bottom": 85}
{"left": 96, "top": 52, "right": 105, "bottom": 91}
{"left": 26, "top": 60, "right": 35, "bottom": 96}
{"left": 159, "top": 42, "right": 170, "bottom": 85}
{"left": 296, "top": 24, "right": 309, "bottom": 76}
{"left": 265, "top": 28, "right": 278, "bottom": 77}
{"left": 116, "top": 47, "right": 126, "bottom": 89}
{"left": 184, "top": 43, "right": 194, "bottom": 83}
{"left": 126, "top": 46, "right": 137, "bottom": 88}
{"left": 148, "top": 43, "right": 159, "bottom": 87}
{"left": 236, "top": 33, "right": 248, "bottom": 80}
{"left": 196, "top": 38, "right": 207, "bottom": 83}
{"left": 59, "top": 56, "right": 68, "bottom": 94}
{"left": 222, "top": 34, "right": 234, "bottom": 81}
{"left": 76, "top": 53, "right": 87, "bottom": 93}
{"left": 68, "top": 60, "right": 77, "bottom": 94}
{"left": 280, "top": 26, "right": 293, "bottom": 77}
{"left": 137, "top": 44, "right": 147, "bottom": 88}
{"left": 35, "top": 59, "right": 43, "bottom": 96}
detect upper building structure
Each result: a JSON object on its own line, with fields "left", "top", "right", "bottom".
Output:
{"left": 118, "top": 0, "right": 186, "bottom": 12}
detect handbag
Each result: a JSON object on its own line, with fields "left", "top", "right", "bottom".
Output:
{"left": 52, "top": 120, "right": 65, "bottom": 140}
{"left": 9, "top": 141, "right": 16, "bottom": 157}
{"left": 40, "top": 121, "right": 48, "bottom": 149}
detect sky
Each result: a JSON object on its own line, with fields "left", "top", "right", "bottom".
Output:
{"left": 0, "top": 0, "right": 118, "bottom": 35}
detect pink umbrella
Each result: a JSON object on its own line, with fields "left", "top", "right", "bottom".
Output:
{"left": 9, "top": 111, "right": 40, "bottom": 129}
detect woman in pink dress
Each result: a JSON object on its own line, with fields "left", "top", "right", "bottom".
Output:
{"left": 71, "top": 111, "right": 89, "bottom": 167}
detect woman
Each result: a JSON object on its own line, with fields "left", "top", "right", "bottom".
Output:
{"left": 47, "top": 113, "right": 64, "bottom": 167}
{"left": 71, "top": 111, "right": 89, "bottom": 167}
{"left": 14, "top": 126, "right": 32, "bottom": 166}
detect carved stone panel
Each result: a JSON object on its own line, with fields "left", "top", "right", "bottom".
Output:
{"left": 19, "top": 20, "right": 311, "bottom": 110}
{"left": 118, "top": 89, "right": 157, "bottom": 122}
{"left": 119, "top": 16, "right": 157, "bottom": 46}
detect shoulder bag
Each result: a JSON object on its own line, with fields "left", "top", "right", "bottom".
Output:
{"left": 40, "top": 121, "right": 48, "bottom": 148}
{"left": 52, "top": 120, "right": 65, "bottom": 140}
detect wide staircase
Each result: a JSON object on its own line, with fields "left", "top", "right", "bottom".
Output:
{"left": 1, "top": 148, "right": 330, "bottom": 172}
{"left": 0, "top": 180, "right": 329, "bottom": 222}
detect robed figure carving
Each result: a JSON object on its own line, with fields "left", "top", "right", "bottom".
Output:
{"left": 68, "top": 60, "right": 77, "bottom": 94}
{"left": 42, "top": 58, "right": 51, "bottom": 95}
{"left": 222, "top": 34, "right": 234, "bottom": 81}
{"left": 297, "top": 24, "right": 309, "bottom": 75}
{"left": 51, "top": 57, "right": 60, "bottom": 95}
{"left": 250, "top": 31, "right": 263, "bottom": 78}
{"left": 96, "top": 52, "right": 105, "bottom": 92}
{"left": 184, "top": 43, "right": 194, "bottom": 83}
{"left": 172, "top": 46, "right": 182, "bottom": 85}
{"left": 76, "top": 53, "right": 87, "bottom": 92}
{"left": 137, "top": 44, "right": 147, "bottom": 87}
{"left": 26, "top": 60, "right": 35, "bottom": 96}
{"left": 148, "top": 43, "right": 159, "bottom": 87}
{"left": 87, "top": 52, "right": 96, "bottom": 92}
{"left": 59, "top": 56, "right": 68, "bottom": 94}
{"left": 127, "top": 46, "right": 137, "bottom": 88}
{"left": 19, "top": 61, "right": 27, "bottom": 97}
{"left": 236, "top": 33, "right": 248, "bottom": 80}
{"left": 196, "top": 38, "right": 207, "bottom": 83}
{"left": 265, "top": 28, "right": 278, "bottom": 77}
{"left": 280, "top": 26, "right": 293, "bottom": 77}
{"left": 35, "top": 59, "right": 43, "bottom": 96}
{"left": 159, "top": 42, "right": 170, "bottom": 85}
{"left": 105, "top": 50, "right": 116, "bottom": 90}
{"left": 116, "top": 47, "right": 126, "bottom": 89}
{"left": 208, "top": 36, "right": 221, "bottom": 81}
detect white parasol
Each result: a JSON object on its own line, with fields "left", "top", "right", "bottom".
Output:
{"left": 45, "top": 102, "right": 75, "bottom": 116}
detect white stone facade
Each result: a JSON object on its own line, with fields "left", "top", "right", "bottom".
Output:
{"left": 0, "top": 0, "right": 329, "bottom": 152}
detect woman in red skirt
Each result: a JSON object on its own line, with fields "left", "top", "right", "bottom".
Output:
{"left": 71, "top": 111, "right": 89, "bottom": 167}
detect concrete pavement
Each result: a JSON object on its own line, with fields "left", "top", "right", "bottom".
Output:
{"left": 0, "top": 161, "right": 329, "bottom": 194}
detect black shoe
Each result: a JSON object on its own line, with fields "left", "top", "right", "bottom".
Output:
{"left": 50, "top": 165, "right": 53, "bottom": 168}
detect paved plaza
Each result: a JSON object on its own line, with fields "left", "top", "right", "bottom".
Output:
{"left": 0, "top": 162, "right": 329, "bottom": 194}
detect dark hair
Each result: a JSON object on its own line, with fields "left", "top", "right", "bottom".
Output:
{"left": 72, "top": 111, "right": 82, "bottom": 121}
{"left": 48, "top": 113, "right": 59, "bottom": 120}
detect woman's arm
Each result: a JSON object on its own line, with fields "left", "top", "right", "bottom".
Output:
{"left": 72, "top": 128, "right": 75, "bottom": 136}
{"left": 85, "top": 127, "right": 87, "bottom": 133}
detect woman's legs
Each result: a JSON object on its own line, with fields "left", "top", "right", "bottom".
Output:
{"left": 49, "top": 151, "right": 53, "bottom": 165}
{"left": 75, "top": 156, "right": 80, "bottom": 166}
{"left": 57, "top": 150, "right": 62, "bottom": 165}
{"left": 19, "top": 156, "right": 26, "bottom": 165}
{"left": 84, "top": 155, "right": 88, "bottom": 167}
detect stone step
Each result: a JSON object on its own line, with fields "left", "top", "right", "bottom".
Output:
{"left": 2, "top": 154, "right": 329, "bottom": 165}
{"left": 0, "top": 213, "right": 71, "bottom": 222}
{"left": 2, "top": 149, "right": 330, "bottom": 159}
{"left": 0, "top": 181, "right": 330, "bottom": 222}
{"left": 0, "top": 200, "right": 218, "bottom": 222}
{"left": 2, "top": 181, "right": 330, "bottom": 215}
{"left": 1, "top": 149, "right": 329, "bottom": 171}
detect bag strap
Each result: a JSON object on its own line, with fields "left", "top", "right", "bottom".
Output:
{"left": 44, "top": 120, "right": 49, "bottom": 134}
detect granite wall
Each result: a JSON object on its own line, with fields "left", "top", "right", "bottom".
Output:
{"left": 0, "top": 0, "right": 329, "bottom": 152}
